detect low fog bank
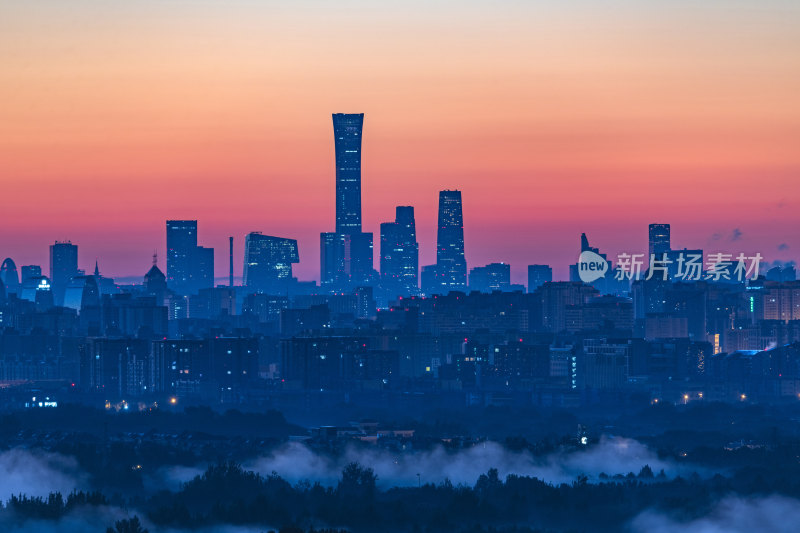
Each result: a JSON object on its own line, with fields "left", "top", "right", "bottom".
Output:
{"left": 245, "top": 436, "right": 687, "bottom": 487}
{"left": 630, "top": 495, "right": 800, "bottom": 533}
{"left": 0, "top": 448, "right": 86, "bottom": 500}
{"left": 155, "top": 436, "right": 693, "bottom": 489}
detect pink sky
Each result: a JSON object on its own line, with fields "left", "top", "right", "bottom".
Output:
{"left": 1, "top": 1, "right": 798, "bottom": 284}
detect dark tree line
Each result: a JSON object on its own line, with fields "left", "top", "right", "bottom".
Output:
{"left": 5, "top": 459, "right": 800, "bottom": 533}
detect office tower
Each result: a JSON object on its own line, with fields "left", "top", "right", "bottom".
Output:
{"left": 320, "top": 113, "right": 374, "bottom": 289}
{"left": 195, "top": 246, "right": 214, "bottom": 291}
{"left": 436, "top": 190, "right": 467, "bottom": 291}
{"left": 50, "top": 240, "right": 78, "bottom": 305}
{"left": 649, "top": 223, "right": 671, "bottom": 257}
{"left": 166, "top": 220, "right": 197, "bottom": 294}
{"left": 166, "top": 220, "right": 214, "bottom": 294}
{"left": 243, "top": 232, "right": 300, "bottom": 293}
{"left": 0, "top": 258, "right": 19, "bottom": 295}
{"left": 469, "top": 263, "right": 511, "bottom": 293}
{"left": 380, "top": 206, "right": 419, "bottom": 297}
{"left": 528, "top": 265, "right": 552, "bottom": 293}
{"left": 20, "top": 265, "right": 42, "bottom": 284}
{"left": 333, "top": 113, "right": 364, "bottom": 234}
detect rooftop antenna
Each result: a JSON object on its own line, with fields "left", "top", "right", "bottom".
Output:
{"left": 153, "top": 251, "right": 158, "bottom": 267}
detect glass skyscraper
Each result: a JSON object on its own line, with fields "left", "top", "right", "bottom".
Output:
{"left": 380, "top": 206, "right": 419, "bottom": 297}
{"left": 166, "top": 220, "right": 214, "bottom": 295}
{"left": 436, "top": 190, "right": 466, "bottom": 290}
{"left": 321, "top": 113, "right": 374, "bottom": 289}
{"left": 648, "top": 223, "right": 671, "bottom": 257}
{"left": 333, "top": 113, "right": 364, "bottom": 234}
{"left": 49, "top": 240, "right": 78, "bottom": 305}
{"left": 243, "top": 232, "right": 299, "bottom": 293}
{"left": 166, "top": 220, "right": 197, "bottom": 295}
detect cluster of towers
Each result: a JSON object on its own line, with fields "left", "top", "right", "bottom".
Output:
{"left": 319, "top": 113, "right": 466, "bottom": 297}
{"left": 1, "top": 113, "right": 468, "bottom": 302}
{"left": 0, "top": 242, "right": 82, "bottom": 307}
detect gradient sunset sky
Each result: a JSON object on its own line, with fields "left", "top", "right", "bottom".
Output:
{"left": 1, "top": 0, "right": 799, "bottom": 284}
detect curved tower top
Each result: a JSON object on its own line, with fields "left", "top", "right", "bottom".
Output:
{"left": 0, "top": 258, "right": 20, "bottom": 292}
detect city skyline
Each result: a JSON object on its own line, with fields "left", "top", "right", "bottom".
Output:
{"left": 2, "top": 4, "right": 800, "bottom": 531}
{"left": 1, "top": 1, "right": 799, "bottom": 284}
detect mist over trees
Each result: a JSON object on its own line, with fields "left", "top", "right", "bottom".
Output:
{"left": 2, "top": 455, "right": 800, "bottom": 533}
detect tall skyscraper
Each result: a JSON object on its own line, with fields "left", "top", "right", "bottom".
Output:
{"left": 649, "top": 223, "right": 671, "bottom": 257}
{"left": 167, "top": 220, "right": 197, "bottom": 294}
{"left": 333, "top": 113, "right": 364, "bottom": 234}
{"left": 435, "top": 190, "right": 467, "bottom": 291}
{"left": 528, "top": 264, "right": 553, "bottom": 293}
{"left": 50, "top": 240, "right": 78, "bottom": 305}
{"left": 321, "top": 113, "right": 374, "bottom": 289}
{"left": 380, "top": 206, "right": 419, "bottom": 297}
{"left": 243, "top": 232, "right": 299, "bottom": 293}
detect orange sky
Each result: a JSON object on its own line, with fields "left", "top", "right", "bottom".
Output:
{"left": 1, "top": 1, "right": 798, "bottom": 283}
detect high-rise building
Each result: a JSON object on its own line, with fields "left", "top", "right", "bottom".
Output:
{"left": 195, "top": 246, "right": 214, "bottom": 291}
{"left": 0, "top": 258, "right": 19, "bottom": 295}
{"left": 333, "top": 113, "right": 364, "bottom": 234}
{"left": 321, "top": 113, "right": 374, "bottom": 289}
{"left": 469, "top": 263, "right": 511, "bottom": 293}
{"left": 435, "top": 190, "right": 466, "bottom": 291}
{"left": 50, "top": 241, "right": 78, "bottom": 305}
{"left": 380, "top": 206, "right": 419, "bottom": 297}
{"left": 528, "top": 265, "right": 552, "bottom": 293}
{"left": 243, "top": 232, "right": 300, "bottom": 293}
{"left": 166, "top": 220, "right": 214, "bottom": 295}
{"left": 166, "top": 220, "right": 197, "bottom": 294}
{"left": 649, "top": 223, "right": 671, "bottom": 257}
